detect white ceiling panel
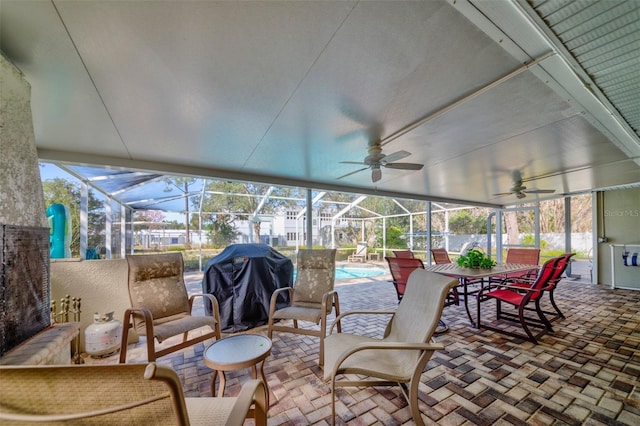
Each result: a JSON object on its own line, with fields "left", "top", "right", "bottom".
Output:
{"left": 2, "top": 0, "right": 639, "bottom": 208}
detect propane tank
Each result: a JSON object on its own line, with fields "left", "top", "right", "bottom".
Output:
{"left": 84, "top": 312, "right": 122, "bottom": 357}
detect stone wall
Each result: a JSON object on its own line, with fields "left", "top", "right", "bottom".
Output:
{"left": 0, "top": 53, "right": 54, "bottom": 358}
{"left": 0, "top": 54, "right": 47, "bottom": 228}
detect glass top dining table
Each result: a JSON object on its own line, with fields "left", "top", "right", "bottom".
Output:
{"left": 425, "top": 263, "right": 539, "bottom": 327}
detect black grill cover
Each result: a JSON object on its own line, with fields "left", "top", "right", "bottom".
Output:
{"left": 202, "top": 244, "right": 293, "bottom": 332}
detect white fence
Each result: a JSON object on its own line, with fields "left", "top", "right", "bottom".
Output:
{"left": 444, "top": 233, "right": 592, "bottom": 254}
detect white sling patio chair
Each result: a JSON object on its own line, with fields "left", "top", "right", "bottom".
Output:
{"left": 323, "top": 269, "right": 458, "bottom": 426}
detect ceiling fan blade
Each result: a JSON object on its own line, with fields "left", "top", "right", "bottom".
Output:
{"left": 381, "top": 150, "right": 410, "bottom": 163}
{"left": 371, "top": 166, "right": 382, "bottom": 182}
{"left": 337, "top": 167, "right": 369, "bottom": 180}
{"left": 384, "top": 162, "right": 424, "bottom": 170}
{"left": 339, "top": 98, "right": 383, "bottom": 144}
{"left": 512, "top": 170, "right": 524, "bottom": 183}
{"left": 492, "top": 191, "right": 515, "bottom": 196}
{"left": 340, "top": 161, "right": 367, "bottom": 165}
{"left": 524, "top": 189, "right": 556, "bottom": 194}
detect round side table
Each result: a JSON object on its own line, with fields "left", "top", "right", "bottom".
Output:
{"left": 203, "top": 334, "right": 272, "bottom": 407}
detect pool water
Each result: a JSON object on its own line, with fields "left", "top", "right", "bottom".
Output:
{"left": 335, "top": 266, "right": 387, "bottom": 280}
{"left": 294, "top": 266, "right": 387, "bottom": 281}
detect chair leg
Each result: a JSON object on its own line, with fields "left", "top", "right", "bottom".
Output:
{"left": 518, "top": 304, "right": 537, "bottom": 344}
{"left": 549, "top": 290, "right": 565, "bottom": 319}
{"left": 267, "top": 316, "right": 274, "bottom": 339}
{"left": 406, "top": 352, "right": 432, "bottom": 426}
{"left": 330, "top": 376, "right": 337, "bottom": 426}
{"left": 451, "top": 287, "right": 460, "bottom": 305}
{"left": 119, "top": 310, "right": 132, "bottom": 363}
{"left": 319, "top": 318, "right": 326, "bottom": 366}
{"left": 535, "top": 299, "right": 554, "bottom": 332}
{"left": 146, "top": 338, "right": 157, "bottom": 362}
{"left": 334, "top": 295, "right": 342, "bottom": 334}
{"left": 406, "top": 379, "right": 425, "bottom": 426}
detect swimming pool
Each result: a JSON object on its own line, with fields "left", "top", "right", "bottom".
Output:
{"left": 334, "top": 266, "right": 387, "bottom": 280}
{"left": 293, "top": 266, "right": 388, "bottom": 281}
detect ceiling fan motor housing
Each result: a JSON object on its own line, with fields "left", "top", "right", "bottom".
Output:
{"left": 364, "top": 145, "right": 385, "bottom": 165}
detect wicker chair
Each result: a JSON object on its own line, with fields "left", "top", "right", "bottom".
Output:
{"left": 323, "top": 269, "right": 458, "bottom": 426}
{"left": 0, "top": 362, "right": 267, "bottom": 425}
{"left": 120, "top": 253, "right": 221, "bottom": 363}
{"left": 267, "top": 249, "right": 339, "bottom": 366}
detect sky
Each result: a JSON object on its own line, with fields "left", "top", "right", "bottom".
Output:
{"left": 39, "top": 162, "right": 185, "bottom": 222}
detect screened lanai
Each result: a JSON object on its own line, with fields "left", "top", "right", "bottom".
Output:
{"left": 41, "top": 161, "right": 594, "bottom": 280}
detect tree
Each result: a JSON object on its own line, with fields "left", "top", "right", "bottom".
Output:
{"left": 42, "top": 178, "right": 105, "bottom": 257}
{"left": 449, "top": 210, "right": 487, "bottom": 234}
{"left": 208, "top": 214, "right": 239, "bottom": 247}
{"left": 164, "top": 177, "right": 196, "bottom": 249}
{"left": 134, "top": 210, "right": 165, "bottom": 230}
{"left": 381, "top": 225, "right": 406, "bottom": 248}
{"left": 200, "top": 181, "right": 296, "bottom": 243}
{"left": 163, "top": 219, "right": 185, "bottom": 229}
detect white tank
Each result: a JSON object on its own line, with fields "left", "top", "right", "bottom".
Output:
{"left": 84, "top": 312, "right": 122, "bottom": 357}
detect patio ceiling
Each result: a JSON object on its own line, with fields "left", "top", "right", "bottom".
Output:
{"left": 2, "top": 0, "right": 639, "bottom": 210}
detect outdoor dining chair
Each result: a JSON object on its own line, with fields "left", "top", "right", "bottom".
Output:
{"left": 385, "top": 256, "right": 424, "bottom": 301}
{"left": 477, "top": 256, "right": 563, "bottom": 343}
{"left": 430, "top": 247, "right": 483, "bottom": 292}
{"left": 385, "top": 256, "right": 458, "bottom": 307}
{"left": 430, "top": 248, "right": 452, "bottom": 264}
{"left": 393, "top": 250, "right": 415, "bottom": 258}
{"left": 506, "top": 252, "right": 575, "bottom": 322}
{"left": 489, "top": 247, "right": 540, "bottom": 285}
{"left": 323, "top": 269, "right": 458, "bottom": 426}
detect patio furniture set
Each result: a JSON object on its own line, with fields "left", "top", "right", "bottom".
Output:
{"left": 0, "top": 247, "right": 572, "bottom": 425}
{"left": 385, "top": 247, "right": 574, "bottom": 344}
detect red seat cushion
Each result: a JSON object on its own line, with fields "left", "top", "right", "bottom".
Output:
{"left": 485, "top": 289, "right": 524, "bottom": 305}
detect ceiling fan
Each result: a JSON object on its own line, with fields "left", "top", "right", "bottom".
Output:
{"left": 338, "top": 142, "right": 424, "bottom": 183}
{"left": 493, "top": 171, "right": 556, "bottom": 199}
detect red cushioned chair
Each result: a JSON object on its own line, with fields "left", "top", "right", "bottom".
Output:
{"left": 430, "top": 248, "right": 452, "bottom": 264}
{"left": 393, "top": 250, "right": 415, "bottom": 258}
{"left": 385, "top": 256, "right": 456, "bottom": 335}
{"left": 508, "top": 253, "right": 575, "bottom": 322}
{"left": 430, "top": 247, "right": 483, "bottom": 294}
{"left": 386, "top": 256, "right": 459, "bottom": 306}
{"left": 477, "top": 256, "right": 563, "bottom": 344}
{"left": 490, "top": 248, "right": 540, "bottom": 285}
{"left": 385, "top": 256, "right": 425, "bottom": 301}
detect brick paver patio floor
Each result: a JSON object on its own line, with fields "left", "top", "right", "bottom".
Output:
{"left": 90, "top": 262, "right": 640, "bottom": 425}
